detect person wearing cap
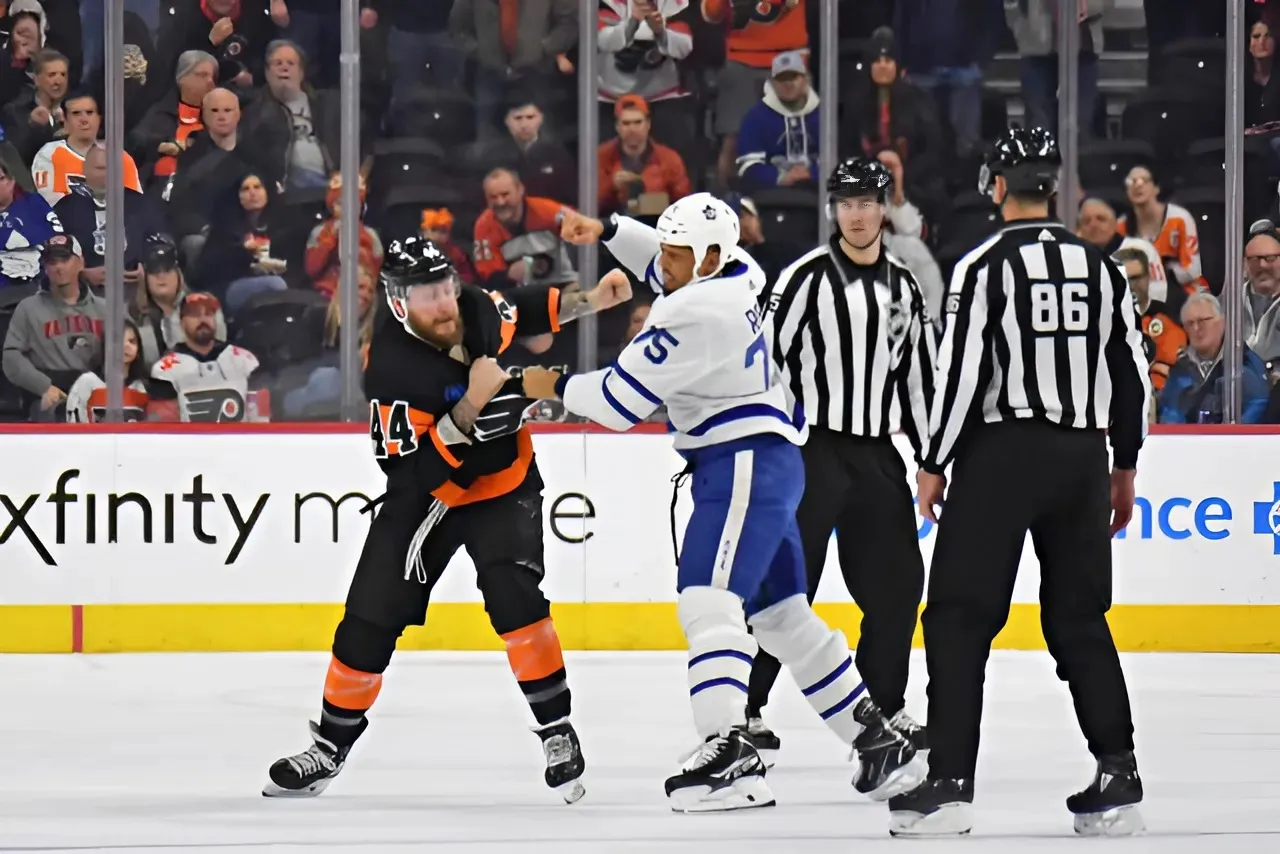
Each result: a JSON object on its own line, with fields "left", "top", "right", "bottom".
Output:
{"left": 420, "top": 208, "right": 477, "bottom": 284}
{"left": 735, "top": 49, "right": 821, "bottom": 193}
{"left": 2, "top": 234, "right": 104, "bottom": 419}
{"left": 148, "top": 290, "right": 264, "bottom": 422}
{"left": 596, "top": 93, "right": 690, "bottom": 217}
{"left": 131, "top": 237, "right": 228, "bottom": 367}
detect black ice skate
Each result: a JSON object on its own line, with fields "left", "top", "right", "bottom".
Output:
{"left": 737, "top": 711, "right": 780, "bottom": 768}
{"left": 888, "top": 777, "right": 975, "bottom": 836}
{"left": 263, "top": 719, "right": 363, "bottom": 798}
{"left": 534, "top": 717, "right": 586, "bottom": 804}
{"left": 889, "top": 709, "right": 928, "bottom": 753}
{"left": 1067, "top": 751, "right": 1145, "bottom": 836}
{"left": 665, "top": 728, "right": 775, "bottom": 813}
{"left": 851, "top": 697, "right": 928, "bottom": 801}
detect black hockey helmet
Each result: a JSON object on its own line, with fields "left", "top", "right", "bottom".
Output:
{"left": 381, "top": 237, "right": 457, "bottom": 327}
{"left": 827, "top": 156, "right": 893, "bottom": 203}
{"left": 979, "top": 126, "right": 1061, "bottom": 199}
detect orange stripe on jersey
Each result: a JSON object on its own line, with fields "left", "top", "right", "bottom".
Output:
{"left": 488, "top": 291, "right": 517, "bottom": 354}
{"left": 376, "top": 402, "right": 462, "bottom": 466}
{"left": 500, "top": 617, "right": 566, "bottom": 682}
{"left": 431, "top": 427, "right": 534, "bottom": 508}
{"left": 547, "top": 287, "right": 562, "bottom": 333}
{"left": 322, "top": 656, "right": 383, "bottom": 711}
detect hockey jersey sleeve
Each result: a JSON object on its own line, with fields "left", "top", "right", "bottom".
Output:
{"left": 498, "top": 282, "right": 565, "bottom": 337}
{"left": 600, "top": 214, "right": 663, "bottom": 291}
{"left": 561, "top": 311, "right": 708, "bottom": 431}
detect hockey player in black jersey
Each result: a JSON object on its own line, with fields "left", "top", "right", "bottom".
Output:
{"left": 263, "top": 237, "right": 629, "bottom": 803}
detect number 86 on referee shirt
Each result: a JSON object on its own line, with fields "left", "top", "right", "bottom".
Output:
{"left": 1030, "top": 282, "right": 1091, "bottom": 334}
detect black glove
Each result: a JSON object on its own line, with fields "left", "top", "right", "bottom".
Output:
{"left": 473, "top": 390, "right": 535, "bottom": 442}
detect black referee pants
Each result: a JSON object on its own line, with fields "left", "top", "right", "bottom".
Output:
{"left": 746, "top": 428, "right": 925, "bottom": 719}
{"left": 922, "top": 421, "right": 1136, "bottom": 780}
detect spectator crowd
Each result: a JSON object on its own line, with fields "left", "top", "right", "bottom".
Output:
{"left": 0, "top": 0, "right": 1276, "bottom": 426}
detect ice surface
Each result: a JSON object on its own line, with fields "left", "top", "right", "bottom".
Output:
{"left": 1, "top": 650, "right": 1278, "bottom": 853}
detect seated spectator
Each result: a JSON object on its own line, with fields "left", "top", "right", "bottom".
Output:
{"left": 241, "top": 39, "right": 345, "bottom": 192}
{"left": 1, "top": 235, "right": 102, "bottom": 420}
{"left": 841, "top": 28, "right": 946, "bottom": 223}
{"left": 149, "top": 291, "right": 266, "bottom": 422}
{"left": 1243, "top": 221, "right": 1280, "bottom": 366}
{"left": 0, "top": 11, "right": 43, "bottom": 110}
{"left": 169, "top": 87, "right": 254, "bottom": 264}
{"left": 473, "top": 166, "right": 575, "bottom": 291}
{"left": 129, "top": 49, "right": 218, "bottom": 197}
{"left": 32, "top": 92, "right": 141, "bottom": 206}
{"left": 597, "top": 0, "right": 695, "bottom": 152}
{"left": 199, "top": 171, "right": 290, "bottom": 312}
{"left": 736, "top": 50, "right": 820, "bottom": 192}
{"left": 53, "top": 142, "right": 159, "bottom": 293}
{"left": 1115, "top": 247, "right": 1186, "bottom": 393}
{"left": 725, "top": 192, "right": 789, "bottom": 285}
{"left": 0, "top": 158, "right": 60, "bottom": 288}
{"left": 1118, "top": 166, "right": 1208, "bottom": 295}
{"left": 449, "top": 0, "right": 579, "bottom": 139}
{"left": 597, "top": 94, "right": 690, "bottom": 217}
{"left": 157, "top": 0, "right": 273, "bottom": 89}
{"left": 305, "top": 171, "right": 382, "bottom": 301}
{"left": 877, "top": 148, "right": 945, "bottom": 321}
{"left": 1077, "top": 197, "right": 1169, "bottom": 304}
{"left": 420, "top": 207, "right": 477, "bottom": 284}
{"left": 132, "top": 238, "right": 227, "bottom": 368}
{"left": 706, "top": 0, "right": 809, "bottom": 191}
{"left": 2, "top": 47, "right": 68, "bottom": 163}
{"left": 281, "top": 269, "right": 375, "bottom": 419}
{"left": 1247, "top": 18, "right": 1280, "bottom": 128}
{"left": 65, "top": 317, "right": 150, "bottom": 422}
{"left": 1159, "top": 293, "right": 1268, "bottom": 424}
{"left": 472, "top": 92, "right": 576, "bottom": 202}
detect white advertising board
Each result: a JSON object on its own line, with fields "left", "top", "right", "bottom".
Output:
{"left": 0, "top": 431, "right": 1279, "bottom": 606}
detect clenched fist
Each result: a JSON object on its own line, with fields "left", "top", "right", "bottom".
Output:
{"left": 467, "top": 356, "right": 510, "bottom": 407}
{"left": 560, "top": 210, "right": 605, "bottom": 246}
{"left": 588, "top": 268, "right": 633, "bottom": 312}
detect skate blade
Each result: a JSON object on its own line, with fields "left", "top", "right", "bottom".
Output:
{"left": 262, "top": 777, "right": 335, "bottom": 798}
{"left": 1074, "top": 804, "right": 1145, "bottom": 837}
{"left": 889, "top": 802, "right": 974, "bottom": 837}
{"left": 859, "top": 752, "right": 930, "bottom": 802}
{"left": 669, "top": 776, "right": 776, "bottom": 813}
{"left": 555, "top": 778, "right": 586, "bottom": 804}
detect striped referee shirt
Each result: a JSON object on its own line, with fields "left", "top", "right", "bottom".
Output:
{"left": 921, "top": 219, "right": 1151, "bottom": 475}
{"left": 762, "top": 237, "right": 937, "bottom": 460}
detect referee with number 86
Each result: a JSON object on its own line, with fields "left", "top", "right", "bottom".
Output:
{"left": 888, "top": 127, "right": 1151, "bottom": 838}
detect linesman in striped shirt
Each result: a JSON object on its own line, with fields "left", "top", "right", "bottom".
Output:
{"left": 888, "top": 127, "right": 1150, "bottom": 838}
{"left": 744, "top": 158, "right": 936, "bottom": 780}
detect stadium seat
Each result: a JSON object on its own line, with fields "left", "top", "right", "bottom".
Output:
{"left": 1121, "top": 88, "right": 1221, "bottom": 173}
{"left": 1175, "top": 186, "right": 1226, "bottom": 293}
{"left": 751, "top": 186, "right": 821, "bottom": 255}
{"left": 1077, "top": 140, "right": 1156, "bottom": 190}
{"left": 272, "top": 187, "right": 330, "bottom": 288}
{"left": 936, "top": 191, "right": 1000, "bottom": 255}
{"left": 368, "top": 138, "right": 447, "bottom": 212}
{"left": 387, "top": 86, "right": 478, "bottom": 148}
{"left": 377, "top": 185, "right": 467, "bottom": 244}
{"left": 230, "top": 289, "right": 329, "bottom": 376}
{"left": 1178, "top": 137, "right": 1274, "bottom": 224}
{"left": 1151, "top": 38, "right": 1227, "bottom": 96}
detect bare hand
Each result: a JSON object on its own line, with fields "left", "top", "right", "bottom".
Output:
{"left": 613, "top": 169, "right": 640, "bottom": 190}
{"left": 556, "top": 53, "right": 575, "bottom": 74}
{"left": 647, "top": 11, "right": 666, "bottom": 32}
{"left": 210, "top": 17, "right": 235, "bottom": 46}
{"left": 1109, "top": 468, "right": 1136, "bottom": 537}
{"left": 270, "top": 0, "right": 289, "bottom": 26}
{"left": 876, "top": 149, "right": 903, "bottom": 174}
{"left": 779, "top": 163, "right": 811, "bottom": 186}
{"left": 360, "top": 7, "right": 378, "bottom": 28}
{"left": 41, "top": 385, "right": 66, "bottom": 411}
{"left": 81, "top": 266, "right": 107, "bottom": 286}
{"left": 159, "top": 141, "right": 182, "bottom": 156}
{"left": 561, "top": 210, "right": 605, "bottom": 246}
{"left": 123, "top": 265, "right": 143, "bottom": 284}
{"left": 916, "top": 470, "right": 946, "bottom": 523}
{"left": 29, "top": 105, "right": 49, "bottom": 126}
{"left": 233, "top": 69, "right": 253, "bottom": 87}
{"left": 521, "top": 366, "right": 562, "bottom": 400}
{"left": 467, "top": 356, "right": 510, "bottom": 406}
{"left": 631, "top": 0, "right": 651, "bottom": 21}
{"left": 589, "top": 268, "right": 632, "bottom": 311}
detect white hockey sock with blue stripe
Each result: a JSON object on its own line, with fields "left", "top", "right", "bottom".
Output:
{"left": 749, "top": 594, "right": 866, "bottom": 745}
{"left": 679, "top": 586, "right": 756, "bottom": 739}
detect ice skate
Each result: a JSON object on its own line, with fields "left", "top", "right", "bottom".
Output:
{"left": 263, "top": 719, "right": 362, "bottom": 798}
{"left": 665, "top": 729, "right": 775, "bottom": 813}
{"left": 737, "top": 710, "right": 780, "bottom": 768}
{"left": 851, "top": 697, "right": 927, "bottom": 801}
{"left": 1067, "top": 751, "right": 1145, "bottom": 836}
{"left": 889, "top": 709, "right": 928, "bottom": 753}
{"left": 534, "top": 717, "right": 586, "bottom": 804}
{"left": 888, "top": 777, "right": 975, "bottom": 836}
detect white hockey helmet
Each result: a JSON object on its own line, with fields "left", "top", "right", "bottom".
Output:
{"left": 655, "top": 192, "right": 740, "bottom": 281}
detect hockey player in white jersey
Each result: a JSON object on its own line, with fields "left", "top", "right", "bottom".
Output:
{"left": 520, "top": 193, "right": 926, "bottom": 812}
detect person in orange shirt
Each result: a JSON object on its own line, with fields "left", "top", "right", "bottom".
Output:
{"left": 32, "top": 92, "right": 142, "bottom": 206}
{"left": 1115, "top": 246, "right": 1185, "bottom": 392}
{"left": 473, "top": 166, "right": 576, "bottom": 290}
{"left": 597, "top": 94, "right": 692, "bottom": 216}
{"left": 1117, "top": 166, "right": 1208, "bottom": 293}
{"left": 129, "top": 50, "right": 218, "bottom": 194}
